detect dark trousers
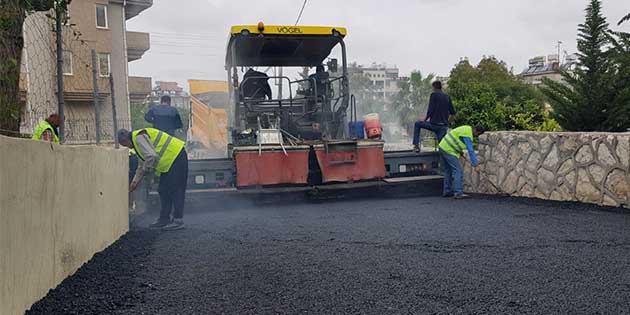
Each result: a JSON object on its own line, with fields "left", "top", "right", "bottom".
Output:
{"left": 129, "top": 155, "right": 139, "bottom": 183}
{"left": 439, "top": 149, "right": 464, "bottom": 196}
{"left": 129, "top": 155, "right": 139, "bottom": 208}
{"left": 158, "top": 150, "right": 188, "bottom": 220}
{"left": 413, "top": 121, "right": 448, "bottom": 145}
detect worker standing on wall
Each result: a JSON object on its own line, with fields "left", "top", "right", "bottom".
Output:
{"left": 438, "top": 125, "right": 485, "bottom": 199}
{"left": 117, "top": 127, "right": 188, "bottom": 230}
{"left": 144, "top": 95, "right": 184, "bottom": 136}
{"left": 412, "top": 81, "right": 456, "bottom": 153}
{"left": 31, "top": 113, "right": 61, "bottom": 144}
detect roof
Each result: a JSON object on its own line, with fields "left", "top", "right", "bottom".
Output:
{"left": 520, "top": 60, "right": 576, "bottom": 77}
{"left": 226, "top": 25, "right": 347, "bottom": 67}
{"left": 521, "top": 63, "right": 557, "bottom": 76}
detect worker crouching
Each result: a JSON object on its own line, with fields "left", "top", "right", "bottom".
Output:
{"left": 118, "top": 128, "right": 189, "bottom": 230}
{"left": 32, "top": 114, "right": 61, "bottom": 143}
{"left": 438, "top": 125, "right": 486, "bottom": 199}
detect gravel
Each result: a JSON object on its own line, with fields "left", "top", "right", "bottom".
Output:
{"left": 26, "top": 195, "right": 630, "bottom": 314}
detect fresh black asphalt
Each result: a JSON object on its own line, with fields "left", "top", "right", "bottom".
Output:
{"left": 27, "top": 195, "right": 630, "bottom": 314}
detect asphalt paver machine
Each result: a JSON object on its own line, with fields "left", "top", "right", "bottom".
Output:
{"left": 146, "top": 24, "right": 443, "bottom": 205}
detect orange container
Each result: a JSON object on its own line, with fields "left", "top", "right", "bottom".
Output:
{"left": 363, "top": 113, "right": 382, "bottom": 139}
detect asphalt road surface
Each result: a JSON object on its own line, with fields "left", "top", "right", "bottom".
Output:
{"left": 28, "top": 195, "right": 630, "bottom": 315}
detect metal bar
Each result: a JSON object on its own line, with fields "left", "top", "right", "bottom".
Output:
{"left": 239, "top": 76, "right": 293, "bottom": 100}
{"left": 278, "top": 67, "right": 283, "bottom": 99}
{"left": 91, "top": 49, "right": 101, "bottom": 144}
{"left": 55, "top": 8, "right": 65, "bottom": 143}
{"left": 334, "top": 38, "right": 349, "bottom": 138}
{"left": 109, "top": 75, "right": 119, "bottom": 148}
{"left": 231, "top": 41, "right": 240, "bottom": 131}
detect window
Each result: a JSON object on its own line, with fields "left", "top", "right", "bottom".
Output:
{"left": 98, "top": 53, "right": 110, "bottom": 77}
{"left": 96, "top": 4, "right": 108, "bottom": 29}
{"left": 62, "top": 50, "right": 73, "bottom": 75}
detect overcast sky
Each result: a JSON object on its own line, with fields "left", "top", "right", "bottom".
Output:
{"left": 127, "top": 0, "right": 630, "bottom": 88}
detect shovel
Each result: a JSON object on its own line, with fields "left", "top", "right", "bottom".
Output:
{"left": 463, "top": 156, "right": 508, "bottom": 196}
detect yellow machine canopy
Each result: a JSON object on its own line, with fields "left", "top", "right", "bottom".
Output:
{"left": 226, "top": 24, "right": 347, "bottom": 67}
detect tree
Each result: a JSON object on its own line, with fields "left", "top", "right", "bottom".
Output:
{"left": 606, "top": 19, "right": 630, "bottom": 130}
{"left": 389, "top": 71, "right": 434, "bottom": 133}
{"left": 0, "top": 0, "right": 70, "bottom": 136}
{"left": 620, "top": 13, "right": 630, "bottom": 25}
{"left": 448, "top": 57, "right": 558, "bottom": 131}
{"left": 296, "top": 66, "right": 311, "bottom": 91}
{"left": 131, "top": 101, "right": 190, "bottom": 141}
{"left": 347, "top": 63, "right": 385, "bottom": 119}
{"left": 541, "top": 0, "right": 619, "bottom": 131}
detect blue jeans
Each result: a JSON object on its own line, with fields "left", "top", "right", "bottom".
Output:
{"left": 440, "top": 149, "right": 464, "bottom": 196}
{"left": 413, "top": 121, "right": 448, "bottom": 145}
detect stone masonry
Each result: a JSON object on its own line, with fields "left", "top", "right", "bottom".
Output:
{"left": 463, "top": 131, "right": 630, "bottom": 208}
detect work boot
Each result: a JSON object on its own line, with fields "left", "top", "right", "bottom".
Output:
{"left": 149, "top": 218, "right": 171, "bottom": 229}
{"left": 163, "top": 218, "right": 185, "bottom": 231}
{"left": 453, "top": 193, "right": 470, "bottom": 200}
{"left": 442, "top": 193, "right": 454, "bottom": 198}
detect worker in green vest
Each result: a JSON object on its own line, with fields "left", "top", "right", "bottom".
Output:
{"left": 117, "top": 127, "right": 188, "bottom": 230}
{"left": 438, "top": 125, "right": 486, "bottom": 199}
{"left": 32, "top": 114, "right": 60, "bottom": 144}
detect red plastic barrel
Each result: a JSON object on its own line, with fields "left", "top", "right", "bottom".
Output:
{"left": 363, "top": 113, "right": 382, "bottom": 139}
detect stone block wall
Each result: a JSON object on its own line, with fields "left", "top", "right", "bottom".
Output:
{"left": 463, "top": 131, "right": 630, "bottom": 208}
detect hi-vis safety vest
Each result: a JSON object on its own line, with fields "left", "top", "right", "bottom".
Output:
{"left": 438, "top": 125, "right": 473, "bottom": 157}
{"left": 131, "top": 128, "right": 185, "bottom": 174}
{"left": 32, "top": 120, "right": 60, "bottom": 144}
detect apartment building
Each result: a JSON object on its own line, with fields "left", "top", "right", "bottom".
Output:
{"left": 148, "top": 81, "right": 191, "bottom": 110}
{"left": 20, "top": 0, "right": 152, "bottom": 143}
{"left": 349, "top": 63, "right": 402, "bottom": 101}
{"left": 519, "top": 54, "right": 578, "bottom": 86}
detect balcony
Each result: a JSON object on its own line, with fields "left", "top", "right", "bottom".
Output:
{"left": 109, "top": 0, "right": 153, "bottom": 20}
{"left": 127, "top": 31, "right": 150, "bottom": 62}
{"left": 126, "top": 0, "right": 153, "bottom": 20}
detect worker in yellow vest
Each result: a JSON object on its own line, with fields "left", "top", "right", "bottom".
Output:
{"left": 118, "top": 128, "right": 188, "bottom": 230}
{"left": 32, "top": 114, "right": 60, "bottom": 144}
{"left": 438, "top": 125, "right": 486, "bottom": 199}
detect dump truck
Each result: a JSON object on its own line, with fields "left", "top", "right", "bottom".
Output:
{"left": 146, "top": 24, "right": 443, "bottom": 206}
{"left": 187, "top": 79, "right": 230, "bottom": 159}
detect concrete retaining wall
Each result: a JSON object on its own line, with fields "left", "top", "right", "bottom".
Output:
{"left": 0, "top": 135, "right": 129, "bottom": 315}
{"left": 464, "top": 131, "right": 630, "bottom": 208}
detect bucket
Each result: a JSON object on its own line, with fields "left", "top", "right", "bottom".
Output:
{"left": 363, "top": 113, "right": 382, "bottom": 139}
{"left": 348, "top": 96, "right": 365, "bottom": 139}
{"left": 348, "top": 121, "right": 365, "bottom": 139}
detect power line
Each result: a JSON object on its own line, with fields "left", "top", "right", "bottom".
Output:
{"left": 148, "top": 51, "right": 220, "bottom": 57}
{"left": 151, "top": 43, "right": 224, "bottom": 49}
{"left": 294, "top": 0, "right": 308, "bottom": 26}
{"left": 151, "top": 31, "right": 222, "bottom": 36}
{"left": 151, "top": 34, "right": 224, "bottom": 41}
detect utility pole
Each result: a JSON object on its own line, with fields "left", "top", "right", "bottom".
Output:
{"left": 55, "top": 5, "right": 65, "bottom": 143}
{"left": 91, "top": 49, "right": 101, "bottom": 144}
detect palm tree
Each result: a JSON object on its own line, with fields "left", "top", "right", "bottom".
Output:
{"left": 389, "top": 71, "right": 435, "bottom": 134}
{"left": 620, "top": 13, "right": 630, "bottom": 25}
